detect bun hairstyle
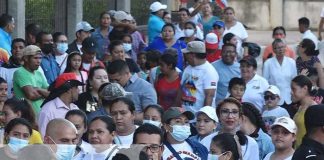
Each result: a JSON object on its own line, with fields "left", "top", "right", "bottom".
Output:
{"left": 241, "top": 102, "right": 267, "bottom": 134}
{"left": 300, "top": 39, "right": 319, "bottom": 56}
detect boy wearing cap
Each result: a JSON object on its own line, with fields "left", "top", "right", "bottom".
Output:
{"left": 263, "top": 117, "right": 297, "bottom": 160}
{"left": 148, "top": 1, "right": 167, "bottom": 43}
{"left": 212, "top": 20, "right": 225, "bottom": 49}
{"left": 262, "top": 85, "right": 290, "bottom": 133}
{"left": 38, "top": 73, "right": 84, "bottom": 137}
{"left": 162, "top": 107, "right": 208, "bottom": 160}
{"left": 205, "top": 32, "right": 221, "bottom": 63}
{"left": 81, "top": 37, "right": 105, "bottom": 72}
{"left": 67, "top": 21, "right": 94, "bottom": 54}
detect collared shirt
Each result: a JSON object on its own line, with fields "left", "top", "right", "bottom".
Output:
{"left": 41, "top": 53, "right": 60, "bottom": 84}
{"left": 263, "top": 56, "right": 297, "bottom": 105}
{"left": 212, "top": 60, "right": 240, "bottom": 104}
{"left": 38, "top": 97, "right": 79, "bottom": 137}
{"left": 148, "top": 14, "right": 165, "bottom": 43}
{"left": 242, "top": 74, "right": 269, "bottom": 111}
{"left": 302, "top": 30, "right": 319, "bottom": 49}
{"left": 0, "top": 28, "right": 12, "bottom": 56}
{"left": 124, "top": 74, "right": 157, "bottom": 113}
{"left": 292, "top": 137, "right": 324, "bottom": 160}
{"left": 92, "top": 26, "right": 113, "bottom": 60}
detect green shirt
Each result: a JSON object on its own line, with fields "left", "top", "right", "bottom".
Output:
{"left": 13, "top": 67, "right": 49, "bottom": 115}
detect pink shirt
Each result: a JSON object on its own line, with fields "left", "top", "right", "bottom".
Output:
{"left": 38, "top": 97, "right": 79, "bottom": 138}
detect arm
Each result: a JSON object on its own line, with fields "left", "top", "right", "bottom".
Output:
{"left": 318, "top": 17, "right": 324, "bottom": 40}
{"left": 315, "top": 62, "right": 324, "bottom": 89}
{"left": 204, "top": 89, "right": 216, "bottom": 106}
{"left": 111, "top": 21, "right": 136, "bottom": 33}
{"left": 36, "top": 88, "right": 50, "bottom": 98}
{"left": 22, "top": 86, "right": 44, "bottom": 100}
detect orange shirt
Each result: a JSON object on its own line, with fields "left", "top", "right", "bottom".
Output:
{"left": 262, "top": 45, "right": 296, "bottom": 62}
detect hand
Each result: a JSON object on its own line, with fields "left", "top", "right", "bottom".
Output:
{"left": 300, "top": 68, "right": 309, "bottom": 76}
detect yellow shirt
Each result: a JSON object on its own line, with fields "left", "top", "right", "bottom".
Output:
{"left": 293, "top": 109, "right": 306, "bottom": 149}
{"left": 29, "top": 129, "right": 43, "bottom": 144}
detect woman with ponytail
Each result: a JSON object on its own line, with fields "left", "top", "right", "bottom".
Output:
{"left": 240, "top": 102, "right": 274, "bottom": 159}
{"left": 296, "top": 38, "right": 321, "bottom": 74}
{"left": 216, "top": 97, "right": 260, "bottom": 160}
{"left": 2, "top": 97, "right": 42, "bottom": 144}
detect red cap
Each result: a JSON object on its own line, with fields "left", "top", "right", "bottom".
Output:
{"left": 54, "top": 73, "right": 83, "bottom": 89}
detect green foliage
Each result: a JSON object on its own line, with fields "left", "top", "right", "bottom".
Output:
{"left": 83, "top": 0, "right": 109, "bottom": 28}
{"left": 131, "top": 0, "right": 151, "bottom": 25}
{"left": 25, "top": 0, "right": 55, "bottom": 32}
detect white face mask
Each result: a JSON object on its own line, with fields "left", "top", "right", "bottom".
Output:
{"left": 184, "top": 29, "right": 195, "bottom": 37}
{"left": 56, "top": 42, "right": 68, "bottom": 54}
{"left": 123, "top": 43, "right": 132, "bottom": 52}
{"left": 143, "top": 119, "right": 161, "bottom": 127}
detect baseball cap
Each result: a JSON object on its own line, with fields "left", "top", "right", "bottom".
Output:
{"left": 82, "top": 37, "right": 97, "bottom": 53}
{"left": 99, "top": 82, "right": 132, "bottom": 101}
{"left": 23, "top": 45, "right": 41, "bottom": 56}
{"left": 150, "top": 1, "right": 167, "bottom": 12}
{"left": 54, "top": 73, "right": 84, "bottom": 89}
{"left": 162, "top": 107, "right": 194, "bottom": 123}
{"left": 305, "top": 104, "right": 324, "bottom": 131}
{"left": 205, "top": 33, "right": 218, "bottom": 50}
{"left": 213, "top": 20, "right": 225, "bottom": 28}
{"left": 271, "top": 117, "right": 297, "bottom": 134}
{"left": 196, "top": 106, "right": 218, "bottom": 123}
{"left": 265, "top": 85, "right": 281, "bottom": 97}
{"left": 239, "top": 55, "right": 257, "bottom": 68}
{"left": 75, "top": 21, "right": 94, "bottom": 32}
{"left": 114, "top": 11, "right": 133, "bottom": 21}
{"left": 181, "top": 41, "right": 206, "bottom": 54}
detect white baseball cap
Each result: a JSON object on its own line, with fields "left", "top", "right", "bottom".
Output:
{"left": 75, "top": 21, "right": 94, "bottom": 32}
{"left": 182, "top": 41, "right": 206, "bottom": 54}
{"left": 196, "top": 106, "right": 218, "bottom": 123}
{"left": 271, "top": 117, "right": 297, "bottom": 134}
{"left": 150, "top": 2, "right": 167, "bottom": 12}
{"left": 265, "top": 85, "right": 281, "bottom": 97}
{"left": 114, "top": 11, "right": 133, "bottom": 22}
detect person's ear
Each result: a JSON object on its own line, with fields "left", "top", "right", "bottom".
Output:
{"left": 163, "top": 123, "right": 171, "bottom": 132}
{"left": 225, "top": 151, "right": 233, "bottom": 160}
{"left": 16, "top": 111, "right": 22, "bottom": 118}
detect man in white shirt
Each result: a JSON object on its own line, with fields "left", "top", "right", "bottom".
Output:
{"left": 298, "top": 17, "right": 319, "bottom": 49}
{"left": 318, "top": 7, "right": 324, "bottom": 41}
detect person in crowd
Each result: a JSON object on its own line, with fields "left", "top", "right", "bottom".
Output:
{"left": 0, "top": 77, "right": 7, "bottom": 117}
{"left": 262, "top": 85, "right": 290, "bottom": 133}
{"left": 13, "top": 45, "right": 49, "bottom": 115}
{"left": 154, "top": 53, "right": 181, "bottom": 110}
{"left": 291, "top": 75, "right": 317, "bottom": 148}
{"left": 107, "top": 60, "right": 157, "bottom": 122}
{"left": 75, "top": 66, "right": 109, "bottom": 114}
{"left": 162, "top": 11, "right": 172, "bottom": 23}
{"left": 38, "top": 73, "right": 84, "bottom": 137}
{"left": 143, "top": 104, "right": 164, "bottom": 128}
{"left": 296, "top": 38, "right": 321, "bottom": 74}
{"left": 212, "top": 43, "right": 240, "bottom": 104}
{"left": 109, "top": 97, "right": 137, "bottom": 146}
{"left": 178, "top": 21, "right": 202, "bottom": 44}
{"left": 190, "top": 106, "right": 218, "bottom": 151}
{"left": 0, "top": 118, "right": 32, "bottom": 160}
{"left": 178, "top": 41, "right": 219, "bottom": 113}
{"left": 223, "top": 33, "right": 238, "bottom": 47}
{"left": 86, "top": 116, "right": 119, "bottom": 160}
{"left": 212, "top": 20, "right": 225, "bottom": 49}
{"left": 3, "top": 98, "right": 42, "bottom": 144}
{"left": 65, "top": 109, "right": 94, "bottom": 158}
{"left": 205, "top": 32, "right": 221, "bottom": 62}
{"left": 43, "top": 118, "right": 78, "bottom": 160}
{"left": 175, "top": 8, "right": 204, "bottom": 41}
{"left": 52, "top": 32, "right": 68, "bottom": 74}
{"left": 129, "top": 19, "right": 147, "bottom": 62}
{"left": 148, "top": 1, "right": 167, "bottom": 43}
{"left": 262, "top": 26, "right": 296, "bottom": 62}
{"left": 0, "top": 14, "right": 15, "bottom": 59}
{"left": 292, "top": 104, "right": 324, "bottom": 160}
{"left": 67, "top": 21, "right": 94, "bottom": 54}
{"left": 2, "top": 38, "right": 26, "bottom": 68}
{"left": 133, "top": 123, "right": 164, "bottom": 160}
{"left": 145, "top": 23, "right": 186, "bottom": 70}
{"left": 92, "top": 11, "right": 113, "bottom": 60}
{"left": 263, "top": 117, "right": 297, "bottom": 160}
{"left": 80, "top": 37, "right": 105, "bottom": 72}
{"left": 318, "top": 7, "right": 324, "bottom": 40}
{"left": 137, "top": 51, "right": 149, "bottom": 80}
{"left": 109, "top": 11, "right": 136, "bottom": 42}
{"left": 240, "top": 55, "right": 269, "bottom": 111}
{"left": 17, "top": 144, "right": 56, "bottom": 160}
{"left": 209, "top": 133, "right": 241, "bottom": 160}
{"left": 162, "top": 107, "right": 208, "bottom": 159}
{"left": 298, "top": 17, "right": 319, "bottom": 49}
{"left": 228, "top": 77, "right": 246, "bottom": 102}
{"left": 64, "top": 51, "right": 88, "bottom": 93}
{"left": 36, "top": 31, "right": 60, "bottom": 85}
{"left": 263, "top": 38, "right": 297, "bottom": 106}
{"left": 121, "top": 34, "right": 136, "bottom": 61}
{"left": 240, "top": 102, "right": 274, "bottom": 159}
{"left": 216, "top": 97, "right": 260, "bottom": 160}
{"left": 199, "top": 2, "right": 220, "bottom": 36}
{"left": 25, "top": 23, "right": 42, "bottom": 45}
{"left": 108, "top": 40, "right": 140, "bottom": 74}
{"left": 305, "top": 62, "right": 324, "bottom": 104}
{"left": 223, "top": 7, "right": 248, "bottom": 60}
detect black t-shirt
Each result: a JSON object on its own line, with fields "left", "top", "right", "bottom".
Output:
{"left": 74, "top": 91, "right": 99, "bottom": 114}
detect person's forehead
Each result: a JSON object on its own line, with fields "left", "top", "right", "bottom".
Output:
{"left": 54, "top": 127, "right": 77, "bottom": 139}
{"left": 111, "top": 102, "right": 129, "bottom": 112}
{"left": 136, "top": 133, "right": 161, "bottom": 144}
{"left": 223, "top": 46, "right": 236, "bottom": 51}
{"left": 67, "top": 115, "right": 84, "bottom": 124}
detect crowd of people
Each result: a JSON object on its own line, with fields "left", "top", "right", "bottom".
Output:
{"left": 0, "top": 0, "right": 323, "bottom": 160}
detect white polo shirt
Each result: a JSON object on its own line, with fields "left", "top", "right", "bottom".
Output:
{"left": 302, "top": 30, "right": 319, "bottom": 49}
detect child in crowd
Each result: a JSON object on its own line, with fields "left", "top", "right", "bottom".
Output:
{"left": 262, "top": 85, "right": 290, "bottom": 133}
{"left": 212, "top": 20, "right": 225, "bottom": 49}
{"left": 228, "top": 77, "right": 246, "bottom": 102}
{"left": 205, "top": 32, "right": 221, "bottom": 63}
{"left": 137, "top": 51, "right": 149, "bottom": 80}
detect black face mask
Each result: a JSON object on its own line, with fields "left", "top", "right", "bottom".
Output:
{"left": 41, "top": 43, "right": 53, "bottom": 54}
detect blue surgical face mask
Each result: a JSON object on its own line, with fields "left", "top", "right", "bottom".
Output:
{"left": 48, "top": 136, "right": 76, "bottom": 160}
{"left": 143, "top": 119, "right": 161, "bottom": 127}
{"left": 123, "top": 43, "right": 132, "bottom": 52}
{"left": 56, "top": 42, "right": 68, "bottom": 54}
{"left": 170, "top": 124, "right": 191, "bottom": 142}
{"left": 8, "top": 137, "right": 29, "bottom": 154}
{"left": 208, "top": 152, "right": 227, "bottom": 160}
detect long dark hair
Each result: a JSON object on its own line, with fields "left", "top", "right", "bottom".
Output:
{"left": 64, "top": 51, "right": 83, "bottom": 73}
{"left": 300, "top": 39, "right": 319, "bottom": 56}
{"left": 241, "top": 102, "right": 267, "bottom": 134}
{"left": 292, "top": 75, "right": 317, "bottom": 96}
{"left": 212, "top": 133, "right": 240, "bottom": 160}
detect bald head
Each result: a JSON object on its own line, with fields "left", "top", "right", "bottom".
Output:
{"left": 45, "top": 118, "right": 78, "bottom": 145}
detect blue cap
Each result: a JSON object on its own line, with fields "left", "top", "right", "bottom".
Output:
{"left": 213, "top": 20, "right": 225, "bottom": 28}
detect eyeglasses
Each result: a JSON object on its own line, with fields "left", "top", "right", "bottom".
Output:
{"left": 220, "top": 109, "right": 239, "bottom": 117}
{"left": 143, "top": 144, "right": 163, "bottom": 153}
{"left": 264, "top": 95, "right": 277, "bottom": 100}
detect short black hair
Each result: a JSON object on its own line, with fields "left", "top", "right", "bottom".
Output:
{"left": 133, "top": 123, "right": 164, "bottom": 144}
{"left": 0, "top": 14, "right": 13, "bottom": 28}
{"left": 36, "top": 31, "right": 51, "bottom": 44}
{"left": 223, "top": 33, "right": 235, "bottom": 44}
{"left": 52, "top": 32, "right": 65, "bottom": 43}
{"left": 272, "top": 26, "right": 286, "bottom": 37}
{"left": 107, "top": 60, "right": 130, "bottom": 75}
{"left": 161, "top": 23, "right": 175, "bottom": 33}
{"left": 11, "top": 38, "right": 27, "bottom": 49}
{"left": 228, "top": 77, "right": 246, "bottom": 90}
{"left": 146, "top": 50, "right": 161, "bottom": 64}
{"left": 110, "top": 97, "right": 135, "bottom": 114}
{"left": 90, "top": 116, "right": 116, "bottom": 133}
{"left": 65, "top": 109, "right": 88, "bottom": 128}
{"left": 179, "top": 8, "right": 190, "bottom": 16}
{"left": 25, "top": 23, "right": 42, "bottom": 36}
{"left": 109, "top": 40, "right": 124, "bottom": 53}
{"left": 5, "top": 118, "right": 33, "bottom": 135}
{"left": 298, "top": 17, "right": 310, "bottom": 28}
{"left": 160, "top": 53, "right": 177, "bottom": 69}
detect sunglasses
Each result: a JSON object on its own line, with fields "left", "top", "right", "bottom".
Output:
{"left": 264, "top": 95, "right": 277, "bottom": 100}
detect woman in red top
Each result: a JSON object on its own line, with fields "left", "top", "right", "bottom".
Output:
{"left": 154, "top": 53, "right": 181, "bottom": 110}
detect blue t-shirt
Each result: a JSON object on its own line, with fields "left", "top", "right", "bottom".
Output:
{"left": 0, "top": 28, "right": 12, "bottom": 56}
{"left": 148, "top": 14, "right": 165, "bottom": 44}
